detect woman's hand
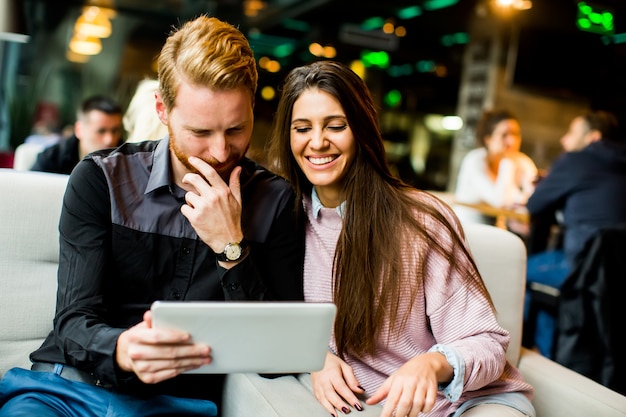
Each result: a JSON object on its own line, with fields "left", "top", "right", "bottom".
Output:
{"left": 366, "top": 352, "right": 452, "bottom": 417}
{"left": 310, "top": 351, "right": 365, "bottom": 416}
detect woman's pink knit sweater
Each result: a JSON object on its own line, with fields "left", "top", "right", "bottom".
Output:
{"left": 302, "top": 192, "right": 533, "bottom": 416}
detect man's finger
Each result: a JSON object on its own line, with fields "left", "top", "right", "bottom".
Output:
{"left": 188, "top": 156, "right": 222, "bottom": 186}
{"left": 229, "top": 166, "right": 242, "bottom": 206}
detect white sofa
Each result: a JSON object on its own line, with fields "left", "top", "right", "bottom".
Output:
{"left": 11, "top": 142, "right": 46, "bottom": 170}
{"left": 1, "top": 168, "right": 625, "bottom": 416}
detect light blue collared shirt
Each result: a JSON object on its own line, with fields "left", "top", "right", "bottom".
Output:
{"left": 311, "top": 186, "right": 345, "bottom": 219}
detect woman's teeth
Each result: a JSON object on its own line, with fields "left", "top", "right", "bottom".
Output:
{"left": 309, "top": 156, "right": 335, "bottom": 165}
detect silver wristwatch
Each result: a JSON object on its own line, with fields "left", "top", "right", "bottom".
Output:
{"left": 215, "top": 239, "right": 248, "bottom": 262}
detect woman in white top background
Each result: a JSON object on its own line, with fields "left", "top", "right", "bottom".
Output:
{"left": 454, "top": 109, "right": 538, "bottom": 225}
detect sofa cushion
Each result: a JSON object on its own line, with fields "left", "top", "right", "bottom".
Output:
{"left": 0, "top": 169, "right": 69, "bottom": 376}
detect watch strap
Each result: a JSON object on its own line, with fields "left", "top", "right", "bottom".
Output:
{"left": 215, "top": 239, "right": 248, "bottom": 262}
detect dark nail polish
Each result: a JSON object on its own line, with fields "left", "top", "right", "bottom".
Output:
{"left": 354, "top": 403, "right": 363, "bottom": 411}
{"left": 357, "top": 385, "right": 365, "bottom": 391}
{"left": 342, "top": 406, "right": 351, "bottom": 414}
{"left": 331, "top": 414, "right": 336, "bottom": 417}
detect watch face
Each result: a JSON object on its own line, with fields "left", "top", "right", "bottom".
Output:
{"left": 225, "top": 243, "right": 242, "bottom": 261}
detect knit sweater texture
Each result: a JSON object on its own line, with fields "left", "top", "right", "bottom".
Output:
{"left": 303, "top": 191, "right": 533, "bottom": 416}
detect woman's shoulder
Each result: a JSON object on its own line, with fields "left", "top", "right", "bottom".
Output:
{"left": 408, "top": 189, "right": 462, "bottom": 231}
{"left": 462, "top": 147, "right": 486, "bottom": 160}
{"left": 458, "top": 147, "right": 487, "bottom": 171}
{"left": 514, "top": 152, "right": 538, "bottom": 170}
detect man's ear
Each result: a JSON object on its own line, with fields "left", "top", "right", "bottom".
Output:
{"left": 73, "top": 120, "right": 82, "bottom": 141}
{"left": 588, "top": 129, "right": 602, "bottom": 144}
{"left": 155, "top": 91, "right": 169, "bottom": 125}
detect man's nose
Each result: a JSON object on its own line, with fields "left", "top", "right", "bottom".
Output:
{"left": 211, "top": 135, "right": 229, "bottom": 162}
{"left": 103, "top": 132, "right": 120, "bottom": 146}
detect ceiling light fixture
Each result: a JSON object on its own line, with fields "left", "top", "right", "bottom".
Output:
{"left": 75, "top": 6, "right": 112, "bottom": 38}
{"left": 69, "top": 33, "right": 102, "bottom": 55}
{"left": 66, "top": 49, "right": 91, "bottom": 63}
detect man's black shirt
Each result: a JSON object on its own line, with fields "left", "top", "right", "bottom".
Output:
{"left": 30, "top": 138, "right": 304, "bottom": 401}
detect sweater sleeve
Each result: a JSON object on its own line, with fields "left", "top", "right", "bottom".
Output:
{"left": 422, "top": 198, "right": 510, "bottom": 392}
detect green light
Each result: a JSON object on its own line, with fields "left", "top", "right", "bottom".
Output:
{"left": 416, "top": 60, "right": 436, "bottom": 73}
{"left": 273, "top": 44, "right": 294, "bottom": 58}
{"left": 576, "top": 1, "right": 614, "bottom": 35}
{"left": 387, "top": 64, "right": 413, "bottom": 77}
{"left": 578, "top": 2, "right": 592, "bottom": 15}
{"left": 441, "top": 32, "right": 469, "bottom": 47}
{"left": 384, "top": 90, "right": 402, "bottom": 108}
{"left": 589, "top": 12, "right": 602, "bottom": 24}
{"left": 360, "top": 50, "right": 390, "bottom": 68}
{"left": 398, "top": 6, "right": 422, "bottom": 19}
{"left": 281, "top": 19, "right": 310, "bottom": 32}
{"left": 614, "top": 33, "right": 626, "bottom": 44}
{"left": 423, "top": 0, "right": 459, "bottom": 11}
{"left": 248, "top": 32, "right": 297, "bottom": 58}
{"left": 360, "top": 17, "right": 385, "bottom": 31}
{"left": 454, "top": 32, "right": 469, "bottom": 44}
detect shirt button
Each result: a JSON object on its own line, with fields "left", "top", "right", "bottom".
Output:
{"left": 172, "top": 291, "right": 181, "bottom": 300}
{"left": 182, "top": 247, "right": 191, "bottom": 255}
{"left": 229, "top": 283, "right": 239, "bottom": 291}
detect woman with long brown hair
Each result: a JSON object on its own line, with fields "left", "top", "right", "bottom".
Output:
{"left": 267, "top": 61, "right": 535, "bottom": 417}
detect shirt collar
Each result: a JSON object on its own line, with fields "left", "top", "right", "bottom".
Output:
{"left": 311, "top": 186, "right": 345, "bottom": 219}
{"left": 145, "top": 136, "right": 172, "bottom": 194}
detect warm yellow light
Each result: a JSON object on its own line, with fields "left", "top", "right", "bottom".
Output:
{"left": 350, "top": 60, "right": 366, "bottom": 80}
{"left": 66, "top": 49, "right": 90, "bottom": 63}
{"left": 309, "top": 42, "right": 324, "bottom": 57}
{"left": 261, "top": 86, "right": 275, "bottom": 100}
{"left": 266, "top": 60, "right": 281, "bottom": 73}
{"left": 244, "top": 0, "right": 266, "bottom": 17}
{"left": 322, "top": 45, "right": 336, "bottom": 58}
{"left": 258, "top": 56, "right": 270, "bottom": 69}
{"left": 395, "top": 26, "right": 407, "bottom": 37}
{"left": 493, "top": 0, "right": 532, "bottom": 11}
{"left": 75, "top": 6, "right": 112, "bottom": 38}
{"left": 69, "top": 33, "right": 102, "bottom": 55}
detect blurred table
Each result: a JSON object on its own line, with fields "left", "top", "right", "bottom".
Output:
{"left": 454, "top": 201, "right": 530, "bottom": 229}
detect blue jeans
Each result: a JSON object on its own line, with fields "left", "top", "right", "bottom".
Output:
{"left": 0, "top": 367, "right": 218, "bottom": 417}
{"left": 525, "top": 250, "right": 570, "bottom": 358}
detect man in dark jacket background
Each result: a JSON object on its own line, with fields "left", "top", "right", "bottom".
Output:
{"left": 31, "top": 95, "right": 123, "bottom": 174}
{"left": 523, "top": 109, "right": 626, "bottom": 358}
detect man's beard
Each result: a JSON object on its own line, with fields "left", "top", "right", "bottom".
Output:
{"left": 169, "top": 129, "right": 247, "bottom": 183}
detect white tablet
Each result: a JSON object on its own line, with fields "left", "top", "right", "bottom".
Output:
{"left": 151, "top": 301, "right": 336, "bottom": 374}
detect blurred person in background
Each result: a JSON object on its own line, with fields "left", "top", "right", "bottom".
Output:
{"left": 30, "top": 95, "right": 123, "bottom": 174}
{"left": 123, "top": 79, "right": 168, "bottom": 143}
{"left": 454, "top": 109, "right": 538, "bottom": 226}
{"left": 524, "top": 110, "right": 626, "bottom": 358}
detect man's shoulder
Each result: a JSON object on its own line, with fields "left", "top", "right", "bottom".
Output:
{"left": 240, "top": 158, "right": 294, "bottom": 215}
{"left": 31, "top": 136, "right": 78, "bottom": 173}
{"left": 241, "top": 158, "right": 291, "bottom": 189}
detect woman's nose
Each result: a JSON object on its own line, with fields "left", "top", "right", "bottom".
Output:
{"left": 309, "top": 129, "right": 325, "bottom": 149}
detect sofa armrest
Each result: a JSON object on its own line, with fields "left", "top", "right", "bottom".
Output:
{"left": 518, "top": 347, "right": 626, "bottom": 417}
